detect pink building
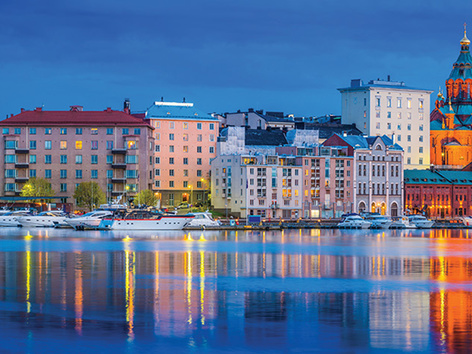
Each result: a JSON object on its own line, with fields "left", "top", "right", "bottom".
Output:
{"left": 145, "top": 101, "right": 219, "bottom": 207}
{"left": 0, "top": 106, "right": 154, "bottom": 208}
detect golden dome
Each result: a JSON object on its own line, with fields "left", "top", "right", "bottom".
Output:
{"left": 461, "top": 23, "right": 470, "bottom": 45}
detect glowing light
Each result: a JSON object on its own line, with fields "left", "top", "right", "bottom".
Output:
{"left": 186, "top": 251, "right": 193, "bottom": 324}
{"left": 199, "top": 251, "right": 205, "bottom": 325}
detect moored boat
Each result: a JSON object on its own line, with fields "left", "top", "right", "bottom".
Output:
{"left": 390, "top": 216, "right": 416, "bottom": 229}
{"left": 66, "top": 210, "right": 114, "bottom": 230}
{"left": 185, "top": 212, "right": 221, "bottom": 228}
{"left": 407, "top": 215, "right": 434, "bottom": 229}
{"left": 337, "top": 215, "right": 371, "bottom": 229}
{"left": 100, "top": 209, "right": 194, "bottom": 230}
{"left": 0, "top": 210, "right": 32, "bottom": 227}
{"left": 17, "top": 210, "right": 68, "bottom": 228}
{"left": 364, "top": 214, "right": 392, "bottom": 229}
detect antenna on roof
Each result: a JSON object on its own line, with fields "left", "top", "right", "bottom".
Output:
{"left": 161, "top": 97, "right": 164, "bottom": 102}
{"left": 183, "top": 97, "right": 186, "bottom": 103}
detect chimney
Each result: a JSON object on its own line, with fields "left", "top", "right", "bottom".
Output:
{"left": 183, "top": 97, "right": 186, "bottom": 103}
{"left": 35, "top": 107, "right": 42, "bottom": 112}
{"left": 20, "top": 108, "right": 25, "bottom": 113}
{"left": 248, "top": 108, "right": 254, "bottom": 113}
{"left": 124, "top": 98, "right": 130, "bottom": 114}
{"left": 106, "top": 107, "right": 112, "bottom": 112}
{"left": 388, "top": 75, "right": 391, "bottom": 81}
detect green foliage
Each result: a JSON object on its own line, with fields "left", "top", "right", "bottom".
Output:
{"left": 73, "top": 182, "right": 106, "bottom": 211}
{"left": 21, "top": 177, "right": 55, "bottom": 202}
{"left": 135, "top": 189, "right": 159, "bottom": 206}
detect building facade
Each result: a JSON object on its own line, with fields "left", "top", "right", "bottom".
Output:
{"left": 145, "top": 101, "right": 219, "bottom": 207}
{"left": 0, "top": 106, "right": 154, "bottom": 207}
{"left": 339, "top": 78, "right": 432, "bottom": 169}
{"left": 323, "top": 134, "right": 404, "bottom": 216}
{"left": 430, "top": 28, "right": 472, "bottom": 168}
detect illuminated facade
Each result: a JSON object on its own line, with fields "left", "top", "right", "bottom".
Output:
{"left": 0, "top": 106, "right": 154, "bottom": 207}
{"left": 430, "top": 27, "right": 472, "bottom": 168}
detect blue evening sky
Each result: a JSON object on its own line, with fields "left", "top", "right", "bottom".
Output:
{"left": 0, "top": 0, "right": 470, "bottom": 119}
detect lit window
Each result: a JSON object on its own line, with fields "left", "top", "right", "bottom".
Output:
{"left": 127, "top": 141, "right": 137, "bottom": 149}
{"left": 91, "top": 128, "right": 98, "bottom": 135}
{"left": 60, "top": 141, "right": 67, "bottom": 149}
{"left": 183, "top": 146, "right": 188, "bottom": 153}
{"left": 183, "top": 134, "right": 188, "bottom": 141}
{"left": 60, "top": 128, "right": 67, "bottom": 135}
{"left": 76, "top": 141, "right": 82, "bottom": 150}
{"left": 407, "top": 98, "right": 412, "bottom": 109}
{"left": 183, "top": 123, "right": 188, "bottom": 129}
{"left": 397, "top": 98, "right": 402, "bottom": 108}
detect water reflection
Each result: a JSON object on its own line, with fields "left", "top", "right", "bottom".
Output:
{"left": 0, "top": 228, "right": 472, "bottom": 351}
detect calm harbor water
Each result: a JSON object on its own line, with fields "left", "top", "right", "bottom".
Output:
{"left": 0, "top": 227, "right": 471, "bottom": 353}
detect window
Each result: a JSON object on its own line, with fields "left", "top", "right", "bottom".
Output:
{"left": 197, "top": 134, "right": 202, "bottom": 142}
{"left": 127, "top": 141, "right": 136, "bottom": 150}
{"left": 91, "top": 155, "right": 98, "bottom": 164}
{"left": 76, "top": 128, "right": 82, "bottom": 135}
{"left": 407, "top": 146, "right": 411, "bottom": 153}
{"left": 76, "top": 155, "right": 82, "bottom": 164}
{"left": 125, "top": 155, "right": 138, "bottom": 164}
{"left": 134, "top": 128, "right": 141, "bottom": 135}
{"left": 107, "top": 141, "right": 113, "bottom": 150}
{"left": 59, "top": 141, "right": 67, "bottom": 150}
{"left": 169, "top": 133, "right": 174, "bottom": 140}
{"left": 170, "top": 122, "right": 175, "bottom": 129}
{"left": 397, "top": 112, "right": 401, "bottom": 119}
{"left": 45, "top": 140, "right": 52, "bottom": 150}
{"left": 197, "top": 170, "right": 202, "bottom": 177}
{"left": 5, "top": 169, "right": 16, "bottom": 178}
{"left": 155, "top": 145, "right": 160, "bottom": 152}
{"left": 29, "top": 141, "right": 36, "bottom": 150}
{"left": 45, "top": 128, "right": 52, "bottom": 135}
{"left": 197, "top": 181, "right": 202, "bottom": 188}
{"left": 197, "top": 158, "right": 202, "bottom": 165}
{"left": 76, "top": 141, "right": 82, "bottom": 150}
{"left": 169, "top": 157, "right": 174, "bottom": 164}
{"left": 169, "top": 169, "right": 174, "bottom": 176}
{"left": 183, "top": 134, "right": 188, "bottom": 141}
{"left": 376, "top": 97, "right": 381, "bottom": 107}
{"left": 155, "top": 157, "right": 160, "bottom": 164}
{"left": 107, "top": 155, "right": 113, "bottom": 164}
{"left": 183, "top": 158, "right": 188, "bottom": 165}
{"left": 419, "top": 147, "right": 423, "bottom": 153}
{"left": 183, "top": 146, "right": 188, "bottom": 153}
{"left": 407, "top": 157, "right": 411, "bottom": 164}
{"left": 155, "top": 169, "right": 160, "bottom": 176}
{"left": 76, "top": 170, "right": 83, "bottom": 179}
{"left": 3, "top": 128, "right": 10, "bottom": 134}
{"left": 210, "top": 134, "right": 215, "bottom": 142}
{"left": 183, "top": 123, "right": 188, "bottom": 129}
{"left": 107, "top": 170, "right": 113, "bottom": 178}
{"left": 45, "top": 155, "right": 52, "bottom": 164}
{"left": 407, "top": 98, "right": 412, "bottom": 109}
{"left": 169, "top": 145, "right": 174, "bottom": 153}
{"left": 210, "top": 123, "right": 215, "bottom": 130}
{"left": 387, "top": 112, "right": 391, "bottom": 118}
{"left": 91, "top": 141, "right": 98, "bottom": 150}
{"left": 419, "top": 136, "right": 423, "bottom": 142}
{"left": 397, "top": 98, "right": 402, "bottom": 108}
{"left": 387, "top": 97, "right": 392, "bottom": 107}
{"left": 387, "top": 123, "right": 391, "bottom": 129}
{"left": 29, "top": 155, "right": 36, "bottom": 164}
{"left": 29, "top": 169, "right": 36, "bottom": 178}
{"left": 60, "top": 155, "right": 67, "bottom": 164}
{"left": 60, "top": 128, "right": 67, "bottom": 135}
{"left": 169, "top": 181, "right": 174, "bottom": 188}
{"left": 122, "top": 128, "right": 129, "bottom": 135}
{"left": 91, "top": 170, "right": 98, "bottom": 179}
{"left": 197, "top": 123, "right": 202, "bottom": 130}
{"left": 29, "top": 128, "right": 36, "bottom": 135}
{"left": 209, "top": 146, "right": 214, "bottom": 153}
{"left": 45, "top": 170, "right": 52, "bottom": 179}
{"left": 60, "top": 169, "right": 67, "bottom": 179}
{"left": 397, "top": 135, "right": 401, "bottom": 142}
{"left": 418, "top": 99, "right": 424, "bottom": 110}
{"left": 5, "top": 155, "right": 15, "bottom": 163}
{"left": 197, "top": 146, "right": 202, "bottom": 153}
{"left": 419, "top": 124, "right": 424, "bottom": 131}
{"left": 106, "top": 128, "right": 113, "bottom": 135}
{"left": 60, "top": 183, "right": 67, "bottom": 192}
{"left": 183, "top": 181, "right": 188, "bottom": 188}
{"left": 183, "top": 169, "right": 188, "bottom": 177}
{"left": 407, "top": 135, "right": 411, "bottom": 142}
{"left": 14, "top": 128, "right": 21, "bottom": 134}
{"left": 419, "top": 158, "right": 423, "bottom": 165}
{"left": 90, "top": 128, "right": 98, "bottom": 135}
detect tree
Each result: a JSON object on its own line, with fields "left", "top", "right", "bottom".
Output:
{"left": 21, "top": 177, "right": 55, "bottom": 203}
{"left": 73, "top": 182, "right": 106, "bottom": 211}
{"left": 135, "top": 189, "right": 159, "bottom": 206}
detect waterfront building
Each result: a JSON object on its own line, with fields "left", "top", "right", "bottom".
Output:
{"left": 293, "top": 121, "right": 363, "bottom": 143}
{"left": 404, "top": 169, "right": 472, "bottom": 218}
{"left": 145, "top": 101, "right": 219, "bottom": 207}
{"left": 430, "top": 28, "right": 472, "bottom": 168}
{"left": 0, "top": 105, "right": 154, "bottom": 207}
{"left": 221, "top": 109, "right": 295, "bottom": 130}
{"left": 339, "top": 78, "right": 432, "bottom": 169}
{"left": 323, "top": 134, "right": 404, "bottom": 216}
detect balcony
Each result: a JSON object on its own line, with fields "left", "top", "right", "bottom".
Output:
{"left": 111, "top": 190, "right": 126, "bottom": 196}
{"left": 15, "top": 162, "right": 29, "bottom": 169}
{"left": 111, "top": 177, "right": 126, "bottom": 183}
{"left": 112, "top": 148, "right": 127, "bottom": 154}
{"left": 111, "top": 163, "right": 127, "bottom": 169}
{"left": 15, "top": 176, "right": 29, "bottom": 183}
{"left": 15, "top": 148, "right": 29, "bottom": 154}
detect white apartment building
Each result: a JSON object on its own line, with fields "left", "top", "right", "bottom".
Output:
{"left": 338, "top": 78, "right": 432, "bottom": 169}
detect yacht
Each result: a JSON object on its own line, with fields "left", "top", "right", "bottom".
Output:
{"left": 66, "top": 210, "right": 113, "bottom": 230}
{"left": 337, "top": 215, "right": 372, "bottom": 229}
{"left": 390, "top": 216, "right": 417, "bottom": 229}
{"left": 100, "top": 209, "right": 194, "bottom": 230}
{"left": 0, "top": 210, "right": 32, "bottom": 227}
{"left": 184, "top": 212, "right": 221, "bottom": 228}
{"left": 364, "top": 214, "right": 392, "bottom": 229}
{"left": 407, "top": 215, "right": 435, "bottom": 229}
{"left": 17, "top": 210, "right": 69, "bottom": 228}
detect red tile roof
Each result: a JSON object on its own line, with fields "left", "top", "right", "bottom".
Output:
{"left": 0, "top": 109, "right": 152, "bottom": 127}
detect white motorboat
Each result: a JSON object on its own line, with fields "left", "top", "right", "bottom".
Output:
{"left": 364, "top": 214, "right": 392, "bottom": 229}
{"left": 17, "top": 210, "right": 69, "bottom": 228}
{"left": 100, "top": 209, "right": 194, "bottom": 230}
{"left": 408, "top": 215, "right": 434, "bottom": 229}
{"left": 460, "top": 216, "right": 472, "bottom": 227}
{"left": 390, "top": 216, "right": 416, "bottom": 229}
{"left": 66, "top": 210, "right": 113, "bottom": 230}
{"left": 0, "top": 210, "right": 32, "bottom": 227}
{"left": 337, "top": 215, "right": 372, "bottom": 229}
{"left": 185, "top": 212, "right": 221, "bottom": 228}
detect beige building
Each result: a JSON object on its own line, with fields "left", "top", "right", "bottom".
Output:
{"left": 145, "top": 101, "right": 219, "bottom": 207}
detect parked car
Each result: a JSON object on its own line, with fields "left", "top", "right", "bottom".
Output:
{"left": 177, "top": 202, "right": 190, "bottom": 209}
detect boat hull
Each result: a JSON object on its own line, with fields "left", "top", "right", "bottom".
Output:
{"left": 104, "top": 216, "right": 194, "bottom": 230}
